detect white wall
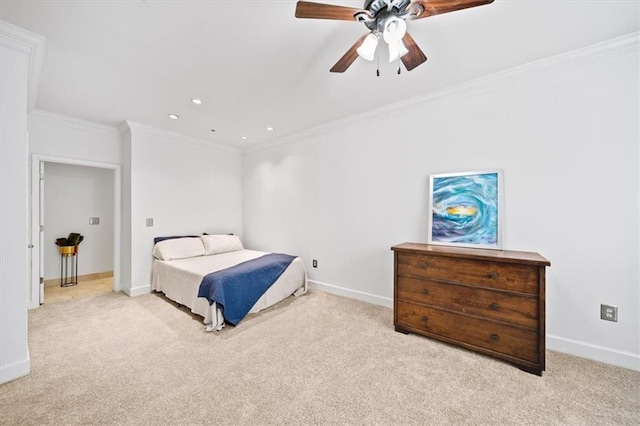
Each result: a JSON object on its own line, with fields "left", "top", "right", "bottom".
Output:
{"left": 0, "top": 31, "right": 32, "bottom": 384}
{"left": 121, "top": 122, "right": 244, "bottom": 295}
{"left": 121, "top": 129, "right": 132, "bottom": 296}
{"left": 27, "top": 113, "right": 244, "bottom": 298}
{"left": 27, "top": 110, "right": 122, "bottom": 303}
{"left": 243, "top": 35, "right": 640, "bottom": 371}
{"left": 28, "top": 110, "right": 121, "bottom": 164}
{"left": 43, "top": 162, "right": 114, "bottom": 280}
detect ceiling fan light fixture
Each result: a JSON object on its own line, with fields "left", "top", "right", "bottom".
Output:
{"left": 356, "top": 32, "right": 379, "bottom": 61}
{"left": 382, "top": 15, "right": 408, "bottom": 62}
{"left": 382, "top": 16, "right": 406, "bottom": 41}
{"left": 295, "top": 0, "right": 495, "bottom": 73}
{"left": 388, "top": 39, "right": 409, "bottom": 62}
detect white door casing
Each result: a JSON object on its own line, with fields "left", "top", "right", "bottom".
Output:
{"left": 29, "top": 154, "right": 121, "bottom": 309}
{"left": 39, "top": 160, "right": 44, "bottom": 303}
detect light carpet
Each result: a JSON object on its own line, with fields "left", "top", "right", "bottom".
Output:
{"left": 0, "top": 290, "right": 638, "bottom": 425}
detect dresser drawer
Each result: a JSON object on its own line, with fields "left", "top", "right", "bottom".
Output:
{"left": 396, "top": 276, "right": 539, "bottom": 329}
{"left": 396, "top": 300, "right": 539, "bottom": 363}
{"left": 397, "top": 253, "right": 539, "bottom": 294}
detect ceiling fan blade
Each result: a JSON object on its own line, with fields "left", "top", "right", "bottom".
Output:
{"left": 295, "top": 1, "right": 363, "bottom": 21}
{"left": 409, "top": 0, "right": 494, "bottom": 20}
{"left": 401, "top": 32, "right": 427, "bottom": 71}
{"left": 330, "top": 33, "right": 370, "bottom": 73}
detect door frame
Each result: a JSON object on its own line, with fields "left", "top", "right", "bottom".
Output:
{"left": 29, "top": 154, "right": 121, "bottom": 309}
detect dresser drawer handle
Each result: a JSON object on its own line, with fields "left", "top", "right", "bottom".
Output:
{"left": 488, "top": 272, "right": 498, "bottom": 279}
{"left": 490, "top": 303, "right": 499, "bottom": 311}
{"left": 490, "top": 333, "right": 500, "bottom": 342}
{"left": 421, "top": 316, "right": 428, "bottom": 324}
{"left": 422, "top": 289, "right": 429, "bottom": 296}
{"left": 420, "top": 261, "right": 429, "bottom": 269}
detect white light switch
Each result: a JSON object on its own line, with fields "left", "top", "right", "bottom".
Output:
{"left": 146, "top": 218, "right": 154, "bottom": 227}
{"left": 89, "top": 217, "right": 100, "bottom": 225}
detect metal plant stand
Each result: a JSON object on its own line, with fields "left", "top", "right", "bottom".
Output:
{"left": 60, "top": 246, "right": 78, "bottom": 287}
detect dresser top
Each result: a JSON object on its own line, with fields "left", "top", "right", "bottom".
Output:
{"left": 391, "top": 242, "right": 550, "bottom": 266}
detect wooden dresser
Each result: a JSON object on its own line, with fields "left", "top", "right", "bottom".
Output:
{"left": 392, "top": 242, "right": 550, "bottom": 375}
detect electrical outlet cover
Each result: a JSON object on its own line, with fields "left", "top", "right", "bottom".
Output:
{"left": 600, "top": 304, "right": 618, "bottom": 322}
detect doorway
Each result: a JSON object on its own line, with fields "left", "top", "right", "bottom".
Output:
{"left": 30, "top": 155, "right": 121, "bottom": 309}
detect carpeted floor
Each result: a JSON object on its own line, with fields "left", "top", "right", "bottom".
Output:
{"left": 1, "top": 290, "right": 638, "bottom": 425}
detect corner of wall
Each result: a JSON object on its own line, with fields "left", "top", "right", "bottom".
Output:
{"left": 0, "top": 20, "right": 46, "bottom": 112}
{"left": 0, "top": 357, "right": 30, "bottom": 385}
{"left": 123, "top": 284, "right": 151, "bottom": 297}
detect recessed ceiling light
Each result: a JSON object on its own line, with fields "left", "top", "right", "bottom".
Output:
{"left": 267, "top": 127, "right": 274, "bottom": 131}
{"left": 168, "top": 114, "right": 179, "bottom": 120}
{"left": 191, "top": 98, "right": 202, "bottom": 105}
{"left": 241, "top": 136, "right": 248, "bottom": 140}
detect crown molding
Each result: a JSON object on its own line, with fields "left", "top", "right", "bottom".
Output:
{"left": 118, "top": 120, "right": 132, "bottom": 137}
{"left": 0, "top": 20, "right": 46, "bottom": 112}
{"left": 30, "top": 109, "right": 120, "bottom": 134}
{"left": 122, "top": 121, "right": 242, "bottom": 155}
{"left": 244, "top": 31, "right": 639, "bottom": 155}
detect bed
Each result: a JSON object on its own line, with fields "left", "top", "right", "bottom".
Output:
{"left": 151, "top": 235, "right": 307, "bottom": 331}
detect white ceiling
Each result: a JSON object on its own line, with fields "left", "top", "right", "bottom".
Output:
{"left": 1, "top": 1, "right": 638, "bottom": 148}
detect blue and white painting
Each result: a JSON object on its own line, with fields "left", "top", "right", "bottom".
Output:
{"left": 429, "top": 171, "right": 502, "bottom": 248}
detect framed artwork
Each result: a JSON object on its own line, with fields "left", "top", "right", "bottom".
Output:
{"left": 427, "top": 169, "right": 504, "bottom": 250}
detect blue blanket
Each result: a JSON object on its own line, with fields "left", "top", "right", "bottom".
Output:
{"left": 197, "top": 253, "right": 297, "bottom": 326}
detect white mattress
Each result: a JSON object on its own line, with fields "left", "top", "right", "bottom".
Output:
{"left": 151, "top": 249, "right": 307, "bottom": 327}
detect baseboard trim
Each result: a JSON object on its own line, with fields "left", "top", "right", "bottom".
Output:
{"left": 306, "top": 281, "right": 640, "bottom": 371}
{"left": 547, "top": 334, "right": 640, "bottom": 372}
{"left": 0, "top": 357, "right": 30, "bottom": 385}
{"left": 123, "top": 284, "right": 151, "bottom": 297}
{"left": 44, "top": 271, "right": 113, "bottom": 288}
{"left": 307, "top": 279, "right": 393, "bottom": 309}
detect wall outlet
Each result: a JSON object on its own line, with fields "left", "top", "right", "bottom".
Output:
{"left": 146, "top": 218, "right": 154, "bottom": 227}
{"left": 312, "top": 259, "right": 317, "bottom": 268}
{"left": 600, "top": 304, "right": 618, "bottom": 322}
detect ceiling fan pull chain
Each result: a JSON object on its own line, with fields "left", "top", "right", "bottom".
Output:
{"left": 376, "top": 53, "right": 380, "bottom": 77}
{"left": 397, "top": 57, "right": 401, "bottom": 75}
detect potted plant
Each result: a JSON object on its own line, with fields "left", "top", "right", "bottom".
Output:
{"left": 55, "top": 233, "right": 84, "bottom": 254}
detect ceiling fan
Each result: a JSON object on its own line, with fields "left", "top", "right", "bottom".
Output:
{"left": 295, "top": 0, "right": 494, "bottom": 74}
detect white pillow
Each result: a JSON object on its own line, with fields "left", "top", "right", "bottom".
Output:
{"left": 153, "top": 237, "right": 206, "bottom": 260}
{"left": 201, "top": 234, "right": 244, "bottom": 255}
